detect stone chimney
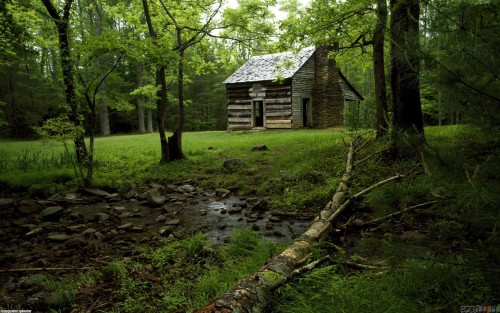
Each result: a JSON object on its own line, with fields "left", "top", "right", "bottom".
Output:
{"left": 312, "top": 46, "right": 344, "bottom": 128}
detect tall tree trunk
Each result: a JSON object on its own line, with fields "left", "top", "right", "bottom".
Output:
{"left": 168, "top": 48, "right": 185, "bottom": 161}
{"left": 41, "top": 0, "right": 88, "bottom": 164}
{"left": 137, "top": 62, "right": 146, "bottom": 134}
{"left": 99, "top": 103, "right": 110, "bottom": 135}
{"left": 389, "top": 0, "right": 424, "bottom": 158}
{"left": 142, "top": 0, "right": 169, "bottom": 162}
{"left": 147, "top": 108, "right": 153, "bottom": 133}
{"left": 374, "top": 0, "right": 388, "bottom": 138}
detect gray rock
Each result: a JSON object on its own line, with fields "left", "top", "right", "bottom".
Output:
{"left": 82, "top": 188, "right": 110, "bottom": 197}
{"left": 82, "top": 228, "right": 97, "bottom": 235}
{"left": 117, "top": 222, "right": 133, "bottom": 229}
{"left": 25, "top": 228, "right": 43, "bottom": 236}
{"left": 251, "top": 223, "right": 260, "bottom": 231}
{"left": 39, "top": 206, "right": 63, "bottom": 220}
{"left": 106, "top": 193, "right": 120, "bottom": 199}
{"left": 20, "top": 224, "right": 37, "bottom": 231}
{"left": 64, "top": 193, "right": 77, "bottom": 200}
{"left": 177, "top": 184, "right": 196, "bottom": 194}
{"left": 119, "top": 212, "right": 132, "bottom": 219}
{"left": 269, "top": 216, "right": 282, "bottom": 223}
{"left": 17, "top": 200, "right": 42, "bottom": 214}
{"left": 114, "top": 206, "right": 127, "bottom": 212}
{"left": 47, "top": 233, "right": 71, "bottom": 242}
{"left": 215, "top": 188, "right": 230, "bottom": 198}
{"left": 94, "top": 212, "right": 109, "bottom": 222}
{"left": 146, "top": 189, "right": 166, "bottom": 206}
{"left": 159, "top": 226, "right": 175, "bottom": 236}
{"left": 155, "top": 215, "right": 168, "bottom": 222}
{"left": 166, "top": 219, "right": 180, "bottom": 226}
{"left": 130, "top": 227, "right": 144, "bottom": 232}
{"left": 0, "top": 198, "right": 14, "bottom": 209}
{"left": 251, "top": 199, "right": 269, "bottom": 212}
{"left": 64, "top": 236, "right": 86, "bottom": 248}
{"left": 251, "top": 144, "right": 268, "bottom": 151}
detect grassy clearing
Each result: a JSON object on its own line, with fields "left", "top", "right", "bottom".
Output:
{"left": 0, "top": 129, "right": 345, "bottom": 211}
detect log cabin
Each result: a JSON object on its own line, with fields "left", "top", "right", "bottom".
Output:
{"left": 223, "top": 46, "right": 364, "bottom": 130}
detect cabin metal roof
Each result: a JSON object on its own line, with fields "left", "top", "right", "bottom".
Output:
{"left": 223, "top": 47, "right": 316, "bottom": 84}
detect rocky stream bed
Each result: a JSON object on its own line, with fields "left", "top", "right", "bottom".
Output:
{"left": 0, "top": 182, "right": 314, "bottom": 310}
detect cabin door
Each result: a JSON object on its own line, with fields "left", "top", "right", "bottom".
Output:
{"left": 253, "top": 100, "right": 264, "bottom": 127}
{"left": 302, "top": 98, "right": 311, "bottom": 127}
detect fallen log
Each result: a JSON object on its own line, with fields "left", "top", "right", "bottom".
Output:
{"left": 195, "top": 138, "right": 358, "bottom": 313}
{"left": 195, "top": 137, "right": 416, "bottom": 312}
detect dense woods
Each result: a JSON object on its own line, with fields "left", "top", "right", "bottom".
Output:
{"left": 0, "top": 0, "right": 499, "bottom": 312}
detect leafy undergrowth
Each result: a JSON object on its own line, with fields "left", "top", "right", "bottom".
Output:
{"left": 71, "top": 229, "right": 283, "bottom": 313}
{"left": 273, "top": 125, "right": 500, "bottom": 312}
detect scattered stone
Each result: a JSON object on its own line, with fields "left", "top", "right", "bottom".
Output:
{"left": 39, "top": 206, "right": 64, "bottom": 220}
{"left": 223, "top": 159, "right": 244, "bottom": 170}
{"left": 109, "top": 229, "right": 119, "bottom": 235}
{"left": 159, "top": 225, "right": 175, "bottom": 237}
{"left": 68, "top": 212, "right": 83, "bottom": 219}
{"left": 65, "top": 193, "right": 77, "bottom": 200}
{"left": 156, "top": 215, "right": 168, "bottom": 222}
{"left": 178, "top": 184, "right": 196, "bottom": 194}
{"left": 251, "top": 144, "right": 268, "bottom": 151}
{"left": 130, "top": 227, "right": 144, "bottom": 232}
{"left": 25, "top": 228, "right": 43, "bottom": 236}
{"left": 82, "top": 188, "right": 110, "bottom": 197}
{"left": 166, "top": 219, "right": 180, "bottom": 226}
{"left": 82, "top": 228, "right": 97, "bottom": 235}
{"left": 227, "top": 206, "right": 243, "bottom": 214}
{"left": 0, "top": 198, "right": 14, "bottom": 209}
{"left": 269, "top": 216, "right": 282, "bottom": 223}
{"left": 114, "top": 206, "right": 127, "bottom": 212}
{"left": 119, "top": 212, "right": 132, "bottom": 219}
{"left": 117, "top": 223, "right": 133, "bottom": 229}
{"left": 199, "top": 209, "right": 208, "bottom": 216}
{"left": 17, "top": 200, "right": 42, "bottom": 214}
{"left": 106, "top": 193, "right": 120, "bottom": 199}
{"left": 146, "top": 189, "right": 166, "bottom": 206}
{"left": 66, "top": 225, "right": 83, "bottom": 233}
{"left": 94, "top": 212, "right": 109, "bottom": 222}
{"left": 220, "top": 209, "right": 228, "bottom": 214}
{"left": 251, "top": 199, "right": 269, "bottom": 212}
{"left": 47, "top": 233, "right": 71, "bottom": 242}
{"left": 215, "top": 188, "right": 230, "bottom": 198}
{"left": 20, "top": 223, "right": 37, "bottom": 231}
{"left": 64, "top": 236, "right": 86, "bottom": 248}
{"left": 251, "top": 223, "right": 260, "bottom": 231}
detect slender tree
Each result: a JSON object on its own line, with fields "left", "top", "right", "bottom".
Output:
{"left": 40, "top": 0, "right": 88, "bottom": 163}
{"left": 389, "top": 0, "right": 425, "bottom": 158}
{"left": 373, "top": 0, "right": 388, "bottom": 138}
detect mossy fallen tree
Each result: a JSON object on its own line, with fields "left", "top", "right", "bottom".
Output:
{"left": 195, "top": 137, "right": 404, "bottom": 313}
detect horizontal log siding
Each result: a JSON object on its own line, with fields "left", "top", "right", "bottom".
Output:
{"left": 264, "top": 82, "right": 292, "bottom": 128}
{"left": 227, "top": 83, "right": 252, "bottom": 130}
{"left": 339, "top": 75, "right": 363, "bottom": 101}
{"left": 291, "top": 57, "right": 315, "bottom": 128}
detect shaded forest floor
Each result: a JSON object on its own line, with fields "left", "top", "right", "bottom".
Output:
{"left": 0, "top": 126, "right": 499, "bottom": 312}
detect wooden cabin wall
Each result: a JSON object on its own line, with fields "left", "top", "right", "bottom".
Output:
{"left": 291, "top": 57, "right": 315, "bottom": 128}
{"left": 264, "top": 80, "right": 292, "bottom": 129}
{"left": 227, "top": 83, "right": 252, "bottom": 130}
